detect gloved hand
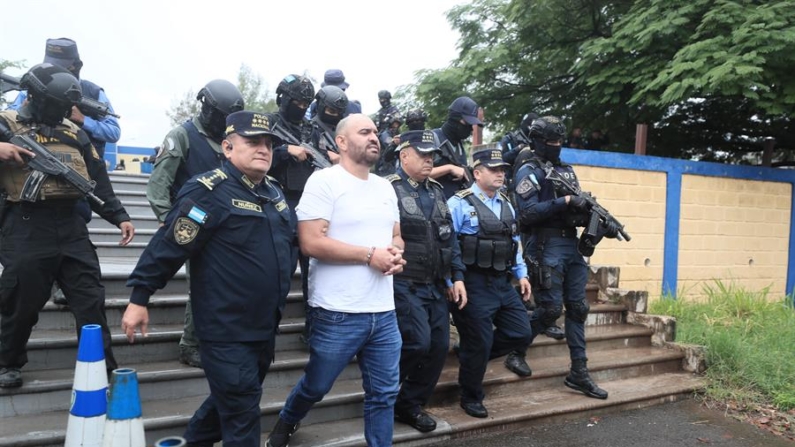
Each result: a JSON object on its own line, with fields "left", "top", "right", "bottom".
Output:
{"left": 599, "top": 221, "right": 620, "bottom": 239}
{"left": 568, "top": 195, "right": 588, "bottom": 211}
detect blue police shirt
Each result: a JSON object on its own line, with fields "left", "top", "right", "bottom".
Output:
{"left": 447, "top": 182, "right": 528, "bottom": 280}
{"left": 127, "top": 162, "right": 298, "bottom": 342}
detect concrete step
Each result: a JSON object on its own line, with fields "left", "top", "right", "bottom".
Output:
{"left": 90, "top": 227, "right": 157, "bottom": 245}
{"left": 89, "top": 213, "right": 161, "bottom": 231}
{"left": 102, "top": 199, "right": 154, "bottom": 216}
{"left": 111, "top": 188, "right": 148, "bottom": 204}
{"left": 97, "top": 259, "right": 188, "bottom": 297}
{"left": 19, "top": 317, "right": 308, "bottom": 372}
{"left": 0, "top": 349, "right": 362, "bottom": 418}
{"left": 0, "top": 345, "right": 696, "bottom": 446}
{"left": 277, "top": 372, "right": 705, "bottom": 447}
{"left": 107, "top": 174, "right": 149, "bottom": 194}
{"left": 93, "top": 241, "right": 149, "bottom": 259}
{"left": 35, "top": 291, "right": 307, "bottom": 331}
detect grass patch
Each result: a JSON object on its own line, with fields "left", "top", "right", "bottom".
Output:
{"left": 650, "top": 280, "right": 795, "bottom": 411}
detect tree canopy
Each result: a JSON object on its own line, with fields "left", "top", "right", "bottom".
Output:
{"left": 407, "top": 0, "right": 795, "bottom": 163}
{"left": 166, "top": 64, "right": 276, "bottom": 127}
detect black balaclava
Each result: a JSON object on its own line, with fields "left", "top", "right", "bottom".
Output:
{"left": 199, "top": 103, "right": 228, "bottom": 141}
{"left": 442, "top": 116, "right": 472, "bottom": 143}
{"left": 533, "top": 138, "right": 562, "bottom": 164}
{"left": 282, "top": 100, "right": 307, "bottom": 124}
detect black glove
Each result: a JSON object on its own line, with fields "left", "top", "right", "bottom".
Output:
{"left": 599, "top": 221, "right": 620, "bottom": 239}
{"left": 568, "top": 196, "right": 588, "bottom": 211}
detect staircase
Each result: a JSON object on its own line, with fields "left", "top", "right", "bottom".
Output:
{"left": 0, "top": 172, "right": 705, "bottom": 446}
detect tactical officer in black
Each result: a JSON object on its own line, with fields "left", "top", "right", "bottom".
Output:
{"left": 269, "top": 74, "right": 316, "bottom": 208}
{"left": 375, "top": 90, "right": 400, "bottom": 133}
{"left": 122, "top": 111, "right": 297, "bottom": 445}
{"left": 513, "top": 116, "right": 618, "bottom": 400}
{"left": 447, "top": 147, "right": 533, "bottom": 419}
{"left": 405, "top": 109, "right": 428, "bottom": 131}
{"left": 431, "top": 96, "right": 483, "bottom": 199}
{"left": 386, "top": 130, "right": 467, "bottom": 433}
{"left": 308, "top": 85, "right": 348, "bottom": 161}
{"left": 0, "top": 63, "right": 134, "bottom": 388}
{"left": 375, "top": 113, "right": 403, "bottom": 176}
{"left": 500, "top": 112, "right": 538, "bottom": 172}
{"left": 147, "top": 79, "right": 245, "bottom": 368}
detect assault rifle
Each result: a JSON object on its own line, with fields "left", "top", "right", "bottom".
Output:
{"left": 439, "top": 139, "right": 473, "bottom": 188}
{"left": 0, "top": 120, "right": 104, "bottom": 206}
{"left": 542, "top": 163, "right": 630, "bottom": 242}
{"left": 0, "top": 73, "right": 120, "bottom": 119}
{"left": 1, "top": 72, "right": 20, "bottom": 94}
{"left": 269, "top": 121, "right": 332, "bottom": 170}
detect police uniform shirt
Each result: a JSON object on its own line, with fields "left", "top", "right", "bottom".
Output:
{"left": 128, "top": 162, "right": 297, "bottom": 342}
{"left": 446, "top": 182, "right": 528, "bottom": 280}
{"left": 514, "top": 160, "right": 574, "bottom": 229}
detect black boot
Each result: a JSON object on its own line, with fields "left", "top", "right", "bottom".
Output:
{"left": 564, "top": 358, "right": 608, "bottom": 399}
{"left": 267, "top": 417, "right": 300, "bottom": 447}
{"left": 542, "top": 325, "right": 565, "bottom": 340}
{"left": 504, "top": 351, "right": 532, "bottom": 377}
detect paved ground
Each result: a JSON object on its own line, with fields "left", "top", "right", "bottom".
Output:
{"left": 431, "top": 399, "right": 792, "bottom": 447}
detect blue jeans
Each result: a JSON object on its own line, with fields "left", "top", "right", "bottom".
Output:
{"left": 280, "top": 308, "right": 402, "bottom": 447}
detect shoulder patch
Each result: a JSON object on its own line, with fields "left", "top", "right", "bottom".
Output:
{"left": 515, "top": 177, "right": 536, "bottom": 196}
{"left": 197, "top": 169, "right": 228, "bottom": 190}
{"left": 454, "top": 189, "right": 473, "bottom": 198}
{"left": 173, "top": 217, "right": 200, "bottom": 245}
{"left": 384, "top": 174, "right": 401, "bottom": 183}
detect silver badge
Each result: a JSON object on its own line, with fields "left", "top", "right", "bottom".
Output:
{"left": 516, "top": 177, "right": 535, "bottom": 195}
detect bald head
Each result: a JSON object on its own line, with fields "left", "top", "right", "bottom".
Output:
{"left": 335, "top": 114, "right": 380, "bottom": 169}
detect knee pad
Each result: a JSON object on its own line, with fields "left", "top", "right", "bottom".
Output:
{"left": 539, "top": 304, "right": 563, "bottom": 326}
{"left": 566, "top": 300, "right": 590, "bottom": 324}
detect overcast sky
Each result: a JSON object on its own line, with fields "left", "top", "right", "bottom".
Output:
{"left": 1, "top": 0, "right": 463, "bottom": 147}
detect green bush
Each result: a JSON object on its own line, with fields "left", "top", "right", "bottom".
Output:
{"left": 650, "top": 281, "right": 795, "bottom": 410}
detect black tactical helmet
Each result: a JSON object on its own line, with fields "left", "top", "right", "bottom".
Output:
{"left": 385, "top": 113, "right": 403, "bottom": 125}
{"left": 406, "top": 109, "right": 428, "bottom": 122}
{"left": 276, "top": 74, "right": 315, "bottom": 106}
{"left": 528, "top": 115, "right": 566, "bottom": 142}
{"left": 197, "top": 79, "right": 244, "bottom": 115}
{"left": 20, "top": 63, "right": 82, "bottom": 126}
{"left": 520, "top": 112, "right": 539, "bottom": 135}
{"left": 378, "top": 90, "right": 391, "bottom": 100}
{"left": 316, "top": 85, "right": 349, "bottom": 115}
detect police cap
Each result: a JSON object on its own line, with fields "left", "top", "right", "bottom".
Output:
{"left": 448, "top": 96, "right": 483, "bottom": 126}
{"left": 397, "top": 130, "right": 440, "bottom": 154}
{"left": 321, "top": 69, "right": 349, "bottom": 90}
{"left": 43, "top": 37, "right": 82, "bottom": 71}
{"left": 471, "top": 144, "right": 509, "bottom": 168}
{"left": 225, "top": 111, "right": 283, "bottom": 145}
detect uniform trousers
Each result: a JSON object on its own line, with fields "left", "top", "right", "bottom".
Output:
{"left": 393, "top": 279, "right": 449, "bottom": 414}
{"left": 450, "top": 270, "right": 532, "bottom": 404}
{"left": 183, "top": 339, "right": 274, "bottom": 446}
{"left": 0, "top": 202, "right": 117, "bottom": 370}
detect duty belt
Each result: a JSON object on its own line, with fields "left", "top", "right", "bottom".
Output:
{"left": 534, "top": 227, "right": 577, "bottom": 239}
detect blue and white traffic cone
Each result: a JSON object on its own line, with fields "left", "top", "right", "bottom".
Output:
{"left": 65, "top": 324, "right": 108, "bottom": 447}
{"left": 102, "top": 368, "right": 145, "bottom": 447}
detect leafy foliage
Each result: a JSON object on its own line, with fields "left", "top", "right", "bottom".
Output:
{"left": 166, "top": 64, "right": 276, "bottom": 127}
{"left": 0, "top": 59, "right": 27, "bottom": 108}
{"left": 408, "top": 0, "right": 795, "bottom": 162}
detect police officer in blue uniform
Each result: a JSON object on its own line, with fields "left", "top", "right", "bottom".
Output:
{"left": 147, "top": 79, "right": 245, "bottom": 368}
{"left": 447, "top": 146, "right": 533, "bottom": 419}
{"left": 121, "top": 111, "right": 297, "bottom": 445}
{"left": 513, "top": 116, "right": 615, "bottom": 400}
{"left": 386, "top": 130, "right": 468, "bottom": 432}
{"left": 431, "top": 96, "right": 483, "bottom": 199}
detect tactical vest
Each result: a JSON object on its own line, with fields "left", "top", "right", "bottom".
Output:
{"left": 457, "top": 190, "right": 517, "bottom": 272}
{"left": 171, "top": 120, "right": 225, "bottom": 201}
{"left": 79, "top": 80, "right": 107, "bottom": 157}
{"left": 270, "top": 117, "right": 315, "bottom": 195}
{"left": 0, "top": 112, "right": 91, "bottom": 202}
{"left": 389, "top": 175, "right": 454, "bottom": 284}
{"left": 525, "top": 157, "right": 589, "bottom": 229}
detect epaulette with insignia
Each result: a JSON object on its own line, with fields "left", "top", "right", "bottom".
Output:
{"left": 384, "top": 174, "right": 401, "bottom": 183}
{"left": 266, "top": 175, "right": 282, "bottom": 187}
{"left": 499, "top": 192, "right": 511, "bottom": 202}
{"left": 454, "top": 189, "right": 473, "bottom": 198}
{"left": 428, "top": 178, "right": 442, "bottom": 187}
{"left": 197, "top": 169, "right": 228, "bottom": 190}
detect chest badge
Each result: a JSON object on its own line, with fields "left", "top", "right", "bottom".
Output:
{"left": 174, "top": 217, "right": 200, "bottom": 245}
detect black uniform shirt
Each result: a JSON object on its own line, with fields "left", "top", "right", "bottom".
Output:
{"left": 127, "top": 162, "right": 298, "bottom": 342}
